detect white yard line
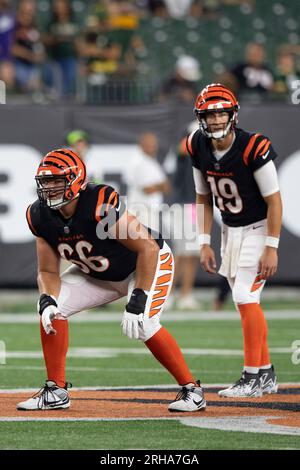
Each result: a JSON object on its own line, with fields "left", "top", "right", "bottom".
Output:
{"left": 0, "top": 310, "right": 300, "bottom": 323}
{"left": 0, "top": 346, "right": 296, "bottom": 360}
{"left": 0, "top": 382, "right": 299, "bottom": 393}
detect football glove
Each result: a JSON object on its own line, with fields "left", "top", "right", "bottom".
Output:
{"left": 121, "top": 288, "right": 148, "bottom": 339}
{"left": 38, "top": 294, "right": 60, "bottom": 335}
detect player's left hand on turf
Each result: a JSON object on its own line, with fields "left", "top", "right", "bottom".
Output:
{"left": 38, "top": 294, "right": 60, "bottom": 335}
{"left": 258, "top": 247, "right": 278, "bottom": 279}
{"left": 121, "top": 288, "right": 148, "bottom": 339}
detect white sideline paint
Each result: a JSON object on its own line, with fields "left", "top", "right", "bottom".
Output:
{"left": 180, "top": 416, "right": 300, "bottom": 437}
{"left": 0, "top": 310, "right": 300, "bottom": 323}
{"left": 0, "top": 346, "right": 295, "bottom": 360}
{"left": 0, "top": 415, "right": 299, "bottom": 436}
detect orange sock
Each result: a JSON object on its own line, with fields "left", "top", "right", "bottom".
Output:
{"left": 145, "top": 326, "right": 195, "bottom": 386}
{"left": 260, "top": 312, "right": 271, "bottom": 367}
{"left": 238, "top": 303, "right": 267, "bottom": 369}
{"left": 40, "top": 319, "right": 68, "bottom": 388}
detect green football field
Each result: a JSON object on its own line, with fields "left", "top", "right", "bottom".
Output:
{"left": 0, "top": 300, "right": 300, "bottom": 450}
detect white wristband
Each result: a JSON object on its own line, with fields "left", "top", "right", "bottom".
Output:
{"left": 265, "top": 236, "right": 279, "bottom": 248}
{"left": 199, "top": 234, "right": 211, "bottom": 246}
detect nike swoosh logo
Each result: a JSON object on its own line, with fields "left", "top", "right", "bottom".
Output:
{"left": 253, "top": 225, "right": 263, "bottom": 230}
{"left": 193, "top": 399, "right": 203, "bottom": 406}
{"left": 261, "top": 150, "right": 270, "bottom": 160}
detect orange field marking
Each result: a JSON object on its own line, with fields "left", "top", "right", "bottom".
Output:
{"left": 0, "top": 387, "right": 299, "bottom": 429}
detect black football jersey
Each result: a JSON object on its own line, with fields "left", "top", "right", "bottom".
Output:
{"left": 187, "top": 128, "right": 278, "bottom": 227}
{"left": 26, "top": 184, "right": 164, "bottom": 282}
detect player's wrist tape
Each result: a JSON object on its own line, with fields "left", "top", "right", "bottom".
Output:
{"left": 265, "top": 236, "right": 279, "bottom": 249}
{"left": 38, "top": 294, "right": 57, "bottom": 315}
{"left": 126, "top": 288, "right": 149, "bottom": 315}
{"left": 199, "top": 234, "right": 211, "bottom": 246}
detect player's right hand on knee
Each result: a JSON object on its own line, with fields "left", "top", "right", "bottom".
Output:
{"left": 38, "top": 294, "right": 60, "bottom": 335}
{"left": 121, "top": 288, "right": 148, "bottom": 339}
{"left": 200, "top": 245, "right": 217, "bottom": 274}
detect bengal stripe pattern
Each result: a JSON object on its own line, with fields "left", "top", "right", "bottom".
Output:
{"left": 149, "top": 252, "right": 174, "bottom": 318}
{"left": 253, "top": 139, "right": 271, "bottom": 160}
{"left": 243, "top": 133, "right": 261, "bottom": 166}
{"left": 186, "top": 129, "right": 198, "bottom": 157}
{"left": 26, "top": 205, "right": 38, "bottom": 236}
{"left": 251, "top": 273, "right": 265, "bottom": 292}
{"left": 95, "top": 186, "right": 108, "bottom": 222}
{"left": 195, "top": 83, "right": 239, "bottom": 112}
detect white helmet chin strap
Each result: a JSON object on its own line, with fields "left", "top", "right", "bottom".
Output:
{"left": 199, "top": 114, "right": 235, "bottom": 140}
{"left": 47, "top": 192, "right": 80, "bottom": 210}
{"left": 205, "top": 121, "right": 232, "bottom": 140}
{"left": 46, "top": 196, "right": 68, "bottom": 210}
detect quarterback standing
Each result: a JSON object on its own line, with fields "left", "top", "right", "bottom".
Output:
{"left": 17, "top": 148, "right": 206, "bottom": 412}
{"left": 187, "top": 84, "right": 282, "bottom": 397}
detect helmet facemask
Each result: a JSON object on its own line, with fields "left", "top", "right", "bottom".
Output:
{"left": 195, "top": 108, "right": 238, "bottom": 140}
{"left": 35, "top": 175, "right": 73, "bottom": 210}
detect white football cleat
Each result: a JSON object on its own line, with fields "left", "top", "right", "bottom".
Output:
{"left": 218, "top": 372, "right": 262, "bottom": 398}
{"left": 17, "top": 380, "right": 70, "bottom": 410}
{"left": 168, "top": 381, "right": 206, "bottom": 412}
{"left": 259, "top": 365, "right": 278, "bottom": 394}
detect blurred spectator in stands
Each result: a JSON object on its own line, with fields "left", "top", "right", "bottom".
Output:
{"left": 213, "top": 277, "right": 230, "bottom": 310}
{"left": 79, "top": 2, "right": 144, "bottom": 104}
{"left": 78, "top": 8, "right": 121, "bottom": 89}
{"left": 160, "top": 55, "right": 201, "bottom": 102}
{"left": 214, "top": 70, "right": 239, "bottom": 96}
{"left": 125, "top": 132, "right": 171, "bottom": 232}
{"left": 164, "top": 0, "right": 193, "bottom": 18}
{"left": 65, "top": 128, "right": 103, "bottom": 183}
{"left": 107, "top": 0, "right": 141, "bottom": 79}
{"left": 272, "top": 49, "right": 300, "bottom": 101}
{"left": 65, "top": 129, "right": 90, "bottom": 160}
{"left": 229, "top": 42, "right": 274, "bottom": 99}
{"left": 0, "top": 0, "right": 15, "bottom": 90}
{"left": 43, "top": 0, "right": 79, "bottom": 98}
{"left": 144, "top": 0, "right": 168, "bottom": 18}
{"left": 169, "top": 120, "right": 202, "bottom": 310}
{"left": 11, "top": 0, "right": 45, "bottom": 94}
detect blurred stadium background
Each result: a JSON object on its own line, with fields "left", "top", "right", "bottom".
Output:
{"left": 0, "top": 0, "right": 300, "bottom": 451}
{"left": 0, "top": 0, "right": 299, "bottom": 301}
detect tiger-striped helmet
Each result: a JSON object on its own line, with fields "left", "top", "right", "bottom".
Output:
{"left": 194, "top": 83, "right": 239, "bottom": 139}
{"left": 35, "top": 148, "right": 87, "bottom": 209}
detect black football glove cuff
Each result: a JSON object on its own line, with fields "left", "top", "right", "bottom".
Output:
{"left": 126, "top": 288, "right": 148, "bottom": 315}
{"left": 38, "top": 294, "right": 58, "bottom": 316}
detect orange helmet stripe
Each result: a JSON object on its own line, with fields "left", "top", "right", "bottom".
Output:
{"left": 46, "top": 152, "right": 76, "bottom": 167}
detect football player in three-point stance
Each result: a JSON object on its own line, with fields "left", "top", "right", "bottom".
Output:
{"left": 187, "top": 83, "right": 282, "bottom": 397}
{"left": 17, "top": 148, "right": 206, "bottom": 412}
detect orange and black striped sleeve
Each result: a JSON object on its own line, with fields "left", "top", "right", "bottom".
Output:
{"left": 95, "top": 185, "right": 126, "bottom": 227}
{"left": 243, "top": 133, "right": 278, "bottom": 171}
{"left": 185, "top": 129, "right": 198, "bottom": 158}
{"left": 26, "top": 204, "right": 39, "bottom": 237}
